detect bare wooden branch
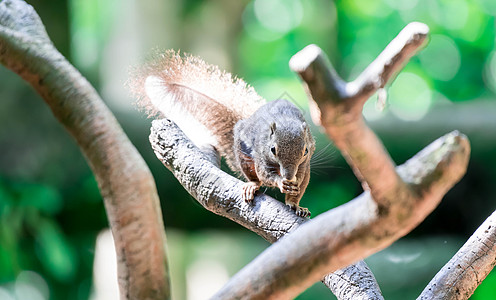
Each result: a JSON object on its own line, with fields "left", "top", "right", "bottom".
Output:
{"left": 325, "top": 260, "right": 384, "bottom": 300}
{"left": 0, "top": 1, "right": 169, "bottom": 299}
{"left": 150, "top": 119, "right": 383, "bottom": 299}
{"left": 209, "top": 22, "right": 469, "bottom": 299}
{"left": 351, "top": 22, "right": 430, "bottom": 103}
{"left": 289, "top": 22, "right": 432, "bottom": 226}
{"left": 213, "top": 131, "right": 469, "bottom": 299}
{"left": 151, "top": 120, "right": 469, "bottom": 299}
{"left": 289, "top": 22, "right": 429, "bottom": 196}
{"left": 418, "top": 210, "right": 496, "bottom": 299}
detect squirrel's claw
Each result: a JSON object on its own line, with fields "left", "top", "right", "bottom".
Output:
{"left": 296, "top": 206, "right": 311, "bottom": 218}
{"left": 287, "top": 204, "right": 311, "bottom": 218}
{"left": 241, "top": 181, "right": 260, "bottom": 202}
{"left": 278, "top": 179, "right": 300, "bottom": 195}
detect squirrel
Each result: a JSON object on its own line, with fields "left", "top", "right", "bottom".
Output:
{"left": 131, "top": 50, "right": 315, "bottom": 217}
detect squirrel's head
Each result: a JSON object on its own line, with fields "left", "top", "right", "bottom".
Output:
{"left": 267, "top": 120, "right": 315, "bottom": 180}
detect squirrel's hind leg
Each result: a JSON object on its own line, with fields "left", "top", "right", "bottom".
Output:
{"left": 237, "top": 149, "right": 261, "bottom": 202}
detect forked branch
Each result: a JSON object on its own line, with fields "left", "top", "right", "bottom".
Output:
{"left": 289, "top": 22, "right": 429, "bottom": 197}
{"left": 213, "top": 131, "right": 469, "bottom": 299}
{"left": 211, "top": 22, "right": 469, "bottom": 299}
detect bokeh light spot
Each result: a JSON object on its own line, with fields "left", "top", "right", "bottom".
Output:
{"left": 300, "top": 0, "right": 337, "bottom": 30}
{"left": 457, "top": 3, "right": 486, "bottom": 42}
{"left": 0, "top": 288, "right": 14, "bottom": 300}
{"left": 253, "top": 0, "right": 303, "bottom": 34}
{"left": 389, "top": 72, "right": 432, "bottom": 121}
{"left": 483, "top": 51, "right": 496, "bottom": 94}
{"left": 15, "top": 271, "right": 49, "bottom": 300}
{"left": 476, "top": 0, "right": 496, "bottom": 15}
{"left": 429, "top": 0, "right": 469, "bottom": 30}
{"left": 383, "top": 0, "right": 419, "bottom": 11}
{"left": 242, "top": 2, "right": 286, "bottom": 42}
{"left": 419, "top": 34, "right": 461, "bottom": 82}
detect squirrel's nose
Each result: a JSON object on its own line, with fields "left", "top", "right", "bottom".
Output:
{"left": 282, "top": 168, "right": 297, "bottom": 181}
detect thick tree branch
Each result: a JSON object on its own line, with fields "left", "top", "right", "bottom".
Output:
{"left": 0, "top": 1, "right": 169, "bottom": 299}
{"left": 418, "top": 210, "right": 496, "bottom": 299}
{"left": 213, "top": 131, "right": 469, "bottom": 299}
{"left": 151, "top": 119, "right": 382, "bottom": 299}
{"left": 210, "top": 22, "right": 469, "bottom": 299}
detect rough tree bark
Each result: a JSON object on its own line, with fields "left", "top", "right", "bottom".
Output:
{"left": 209, "top": 22, "right": 469, "bottom": 298}
{"left": 0, "top": 1, "right": 169, "bottom": 299}
{"left": 211, "top": 132, "right": 469, "bottom": 299}
{"left": 151, "top": 118, "right": 469, "bottom": 300}
{"left": 151, "top": 119, "right": 384, "bottom": 299}
{"left": 149, "top": 23, "right": 470, "bottom": 300}
{"left": 418, "top": 209, "right": 496, "bottom": 299}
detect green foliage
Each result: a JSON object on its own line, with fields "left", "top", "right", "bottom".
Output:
{"left": 35, "top": 220, "right": 77, "bottom": 282}
{"left": 305, "top": 177, "right": 358, "bottom": 216}
{"left": 0, "top": 177, "right": 100, "bottom": 299}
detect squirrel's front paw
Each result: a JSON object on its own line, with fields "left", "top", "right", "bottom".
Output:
{"left": 287, "top": 204, "right": 311, "bottom": 218}
{"left": 241, "top": 181, "right": 260, "bottom": 202}
{"left": 278, "top": 179, "right": 300, "bottom": 196}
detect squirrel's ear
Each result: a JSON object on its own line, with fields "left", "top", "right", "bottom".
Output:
{"left": 270, "top": 122, "right": 276, "bottom": 135}
{"left": 301, "top": 122, "right": 307, "bottom": 131}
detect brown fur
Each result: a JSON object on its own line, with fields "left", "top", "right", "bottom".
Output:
{"left": 128, "top": 50, "right": 267, "bottom": 169}
{"left": 164, "top": 83, "right": 240, "bottom": 169}
{"left": 128, "top": 50, "right": 265, "bottom": 118}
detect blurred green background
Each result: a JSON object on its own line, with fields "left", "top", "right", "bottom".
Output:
{"left": 1, "top": 0, "right": 496, "bottom": 299}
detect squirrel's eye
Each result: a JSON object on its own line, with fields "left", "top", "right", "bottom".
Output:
{"left": 270, "top": 147, "right": 277, "bottom": 156}
{"left": 304, "top": 147, "right": 308, "bottom": 156}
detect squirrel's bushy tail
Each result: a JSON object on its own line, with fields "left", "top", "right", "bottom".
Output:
{"left": 129, "top": 50, "right": 266, "bottom": 167}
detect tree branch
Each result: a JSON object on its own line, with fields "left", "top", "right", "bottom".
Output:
{"left": 150, "top": 119, "right": 382, "bottom": 299}
{"left": 0, "top": 1, "right": 169, "bottom": 299}
{"left": 325, "top": 260, "right": 384, "bottom": 300}
{"left": 289, "top": 22, "right": 429, "bottom": 195}
{"left": 213, "top": 130, "right": 469, "bottom": 299}
{"left": 288, "top": 22, "right": 433, "bottom": 229}
{"left": 210, "top": 22, "right": 469, "bottom": 299}
{"left": 150, "top": 119, "right": 305, "bottom": 241}
{"left": 418, "top": 209, "right": 496, "bottom": 299}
